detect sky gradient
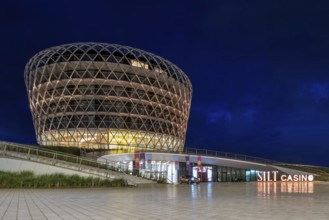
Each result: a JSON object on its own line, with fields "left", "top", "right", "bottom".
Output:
{"left": 1, "top": 0, "right": 329, "bottom": 166}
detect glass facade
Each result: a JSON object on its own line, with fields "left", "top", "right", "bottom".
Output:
{"left": 108, "top": 158, "right": 257, "bottom": 183}
{"left": 25, "top": 43, "right": 192, "bottom": 152}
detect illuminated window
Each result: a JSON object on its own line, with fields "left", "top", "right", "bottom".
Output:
{"left": 131, "top": 59, "right": 149, "bottom": 69}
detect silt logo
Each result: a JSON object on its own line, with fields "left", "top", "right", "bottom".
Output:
{"left": 257, "top": 171, "right": 314, "bottom": 182}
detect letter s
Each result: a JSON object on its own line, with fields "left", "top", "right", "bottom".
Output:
{"left": 257, "top": 171, "right": 263, "bottom": 181}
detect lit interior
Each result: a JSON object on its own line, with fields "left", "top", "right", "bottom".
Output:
{"left": 40, "top": 129, "right": 183, "bottom": 152}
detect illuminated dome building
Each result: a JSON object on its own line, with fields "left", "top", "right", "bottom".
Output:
{"left": 25, "top": 42, "right": 192, "bottom": 152}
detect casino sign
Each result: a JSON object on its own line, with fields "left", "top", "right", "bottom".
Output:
{"left": 257, "top": 171, "right": 314, "bottom": 182}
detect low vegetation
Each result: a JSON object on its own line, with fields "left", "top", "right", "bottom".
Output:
{"left": 0, "top": 171, "right": 127, "bottom": 188}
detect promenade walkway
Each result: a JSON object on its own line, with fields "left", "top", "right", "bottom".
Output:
{"left": 0, "top": 182, "right": 328, "bottom": 220}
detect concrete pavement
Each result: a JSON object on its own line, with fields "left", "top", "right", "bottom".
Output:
{"left": 0, "top": 182, "right": 328, "bottom": 220}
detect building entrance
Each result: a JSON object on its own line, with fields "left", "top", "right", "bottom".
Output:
{"left": 193, "top": 166, "right": 213, "bottom": 182}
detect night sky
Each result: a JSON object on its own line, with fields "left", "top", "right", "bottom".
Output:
{"left": 1, "top": 0, "right": 329, "bottom": 166}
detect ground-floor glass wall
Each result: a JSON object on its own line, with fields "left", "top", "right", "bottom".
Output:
{"left": 217, "top": 167, "right": 247, "bottom": 182}
{"left": 109, "top": 160, "right": 261, "bottom": 183}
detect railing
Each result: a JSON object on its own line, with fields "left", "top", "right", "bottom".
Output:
{"left": 134, "top": 147, "right": 280, "bottom": 165}
{"left": 183, "top": 148, "right": 280, "bottom": 165}
{"left": 0, "top": 141, "right": 138, "bottom": 185}
{"left": 0, "top": 141, "right": 108, "bottom": 168}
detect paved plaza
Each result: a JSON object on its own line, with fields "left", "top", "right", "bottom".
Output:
{"left": 0, "top": 182, "right": 328, "bottom": 220}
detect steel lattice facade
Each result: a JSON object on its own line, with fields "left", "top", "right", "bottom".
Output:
{"left": 25, "top": 42, "right": 192, "bottom": 152}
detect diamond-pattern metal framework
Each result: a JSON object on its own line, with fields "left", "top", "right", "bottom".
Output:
{"left": 24, "top": 42, "right": 192, "bottom": 152}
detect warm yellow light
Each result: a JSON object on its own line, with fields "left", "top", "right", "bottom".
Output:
{"left": 131, "top": 59, "right": 149, "bottom": 69}
{"left": 41, "top": 129, "right": 182, "bottom": 152}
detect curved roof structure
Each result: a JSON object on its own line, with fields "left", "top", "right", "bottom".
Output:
{"left": 25, "top": 42, "right": 192, "bottom": 89}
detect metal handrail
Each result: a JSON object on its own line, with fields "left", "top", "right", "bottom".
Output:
{"left": 0, "top": 142, "right": 101, "bottom": 167}
{"left": 0, "top": 141, "right": 136, "bottom": 184}
{"left": 0, "top": 141, "right": 146, "bottom": 185}
{"left": 183, "top": 147, "right": 280, "bottom": 164}
{"left": 135, "top": 147, "right": 279, "bottom": 165}
{"left": 0, "top": 141, "right": 89, "bottom": 160}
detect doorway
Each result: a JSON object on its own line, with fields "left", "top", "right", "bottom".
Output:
{"left": 192, "top": 166, "right": 213, "bottom": 182}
